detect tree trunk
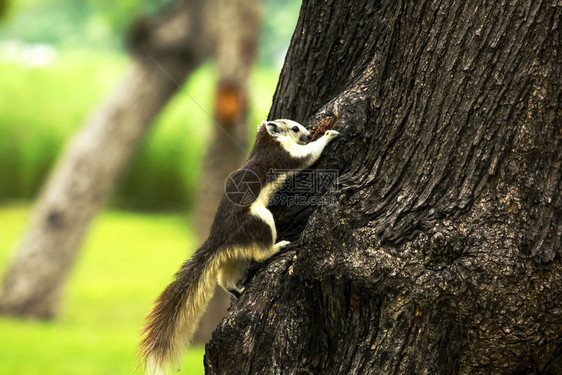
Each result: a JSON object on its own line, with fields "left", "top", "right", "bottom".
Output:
{"left": 0, "top": 0, "right": 210, "bottom": 318}
{"left": 205, "top": 0, "right": 562, "bottom": 374}
{"left": 193, "top": 0, "right": 261, "bottom": 343}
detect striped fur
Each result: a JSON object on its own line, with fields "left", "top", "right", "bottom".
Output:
{"left": 138, "top": 120, "right": 338, "bottom": 374}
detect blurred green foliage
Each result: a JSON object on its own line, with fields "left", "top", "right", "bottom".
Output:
{"left": 0, "top": 204, "right": 205, "bottom": 374}
{"left": 0, "top": 50, "right": 280, "bottom": 210}
{"left": 0, "top": 0, "right": 301, "bottom": 211}
{"left": 0, "top": 50, "right": 127, "bottom": 199}
{"left": 0, "top": 0, "right": 172, "bottom": 48}
{"left": 261, "top": 0, "right": 301, "bottom": 66}
{"left": 1, "top": 0, "right": 301, "bottom": 64}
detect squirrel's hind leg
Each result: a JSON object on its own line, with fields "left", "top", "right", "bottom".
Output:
{"left": 217, "top": 257, "right": 245, "bottom": 298}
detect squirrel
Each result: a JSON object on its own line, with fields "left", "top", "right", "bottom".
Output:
{"left": 138, "top": 119, "right": 339, "bottom": 374}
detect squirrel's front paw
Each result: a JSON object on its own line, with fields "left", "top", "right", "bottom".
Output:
{"left": 275, "top": 240, "right": 291, "bottom": 249}
{"left": 325, "top": 130, "right": 340, "bottom": 138}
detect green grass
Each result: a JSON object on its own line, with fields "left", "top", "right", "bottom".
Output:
{"left": 0, "top": 204, "right": 205, "bottom": 375}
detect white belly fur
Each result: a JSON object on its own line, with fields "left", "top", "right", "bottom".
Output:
{"left": 249, "top": 173, "right": 289, "bottom": 243}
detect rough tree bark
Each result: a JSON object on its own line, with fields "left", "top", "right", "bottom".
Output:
{"left": 205, "top": 0, "right": 562, "bottom": 374}
{"left": 0, "top": 0, "right": 210, "bottom": 318}
{"left": 193, "top": 0, "right": 261, "bottom": 343}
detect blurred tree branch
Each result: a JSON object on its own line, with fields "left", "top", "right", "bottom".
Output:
{"left": 193, "top": 0, "right": 262, "bottom": 344}
{"left": 0, "top": 0, "right": 211, "bottom": 318}
{"left": 0, "top": 0, "right": 9, "bottom": 20}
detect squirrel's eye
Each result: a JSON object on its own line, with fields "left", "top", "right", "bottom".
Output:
{"left": 292, "top": 126, "right": 299, "bottom": 133}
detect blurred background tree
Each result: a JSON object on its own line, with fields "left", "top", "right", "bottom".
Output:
{"left": 0, "top": 0, "right": 300, "bottom": 373}
{"left": 192, "top": 0, "right": 261, "bottom": 343}
{"left": 0, "top": 0, "right": 9, "bottom": 20}
{"left": 0, "top": 0, "right": 300, "bottom": 210}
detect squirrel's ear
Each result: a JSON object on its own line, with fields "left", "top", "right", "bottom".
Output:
{"left": 265, "top": 121, "right": 281, "bottom": 137}
{"left": 258, "top": 120, "right": 267, "bottom": 132}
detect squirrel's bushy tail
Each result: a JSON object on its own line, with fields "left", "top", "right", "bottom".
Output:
{"left": 138, "top": 243, "right": 217, "bottom": 375}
